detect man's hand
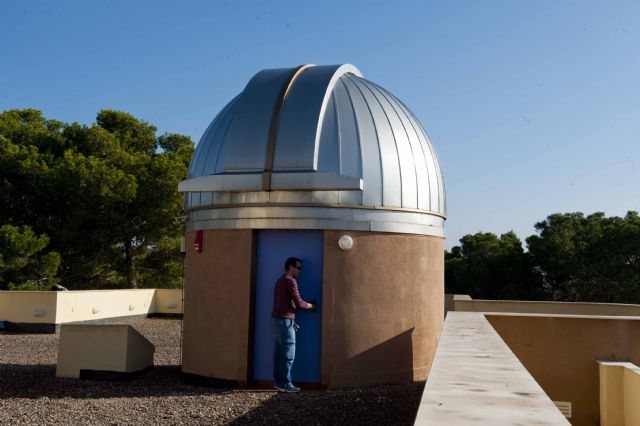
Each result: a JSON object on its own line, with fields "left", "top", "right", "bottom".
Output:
{"left": 308, "top": 300, "right": 318, "bottom": 312}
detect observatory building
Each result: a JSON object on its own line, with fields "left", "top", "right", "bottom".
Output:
{"left": 178, "top": 64, "right": 446, "bottom": 387}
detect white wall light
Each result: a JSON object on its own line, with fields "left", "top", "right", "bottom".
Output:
{"left": 338, "top": 235, "right": 353, "bottom": 251}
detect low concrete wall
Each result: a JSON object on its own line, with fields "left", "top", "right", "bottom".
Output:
{"left": 153, "top": 289, "right": 183, "bottom": 315}
{"left": 447, "top": 295, "right": 640, "bottom": 317}
{"left": 0, "top": 288, "right": 183, "bottom": 330}
{"left": 622, "top": 365, "right": 640, "bottom": 426}
{"left": 599, "top": 361, "right": 640, "bottom": 426}
{"left": 487, "top": 314, "right": 640, "bottom": 426}
{"left": 415, "top": 312, "right": 568, "bottom": 425}
{"left": 0, "top": 291, "right": 57, "bottom": 325}
{"left": 56, "top": 290, "right": 155, "bottom": 323}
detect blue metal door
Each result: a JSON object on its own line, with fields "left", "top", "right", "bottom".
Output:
{"left": 252, "top": 230, "right": 323, "bottom": 383}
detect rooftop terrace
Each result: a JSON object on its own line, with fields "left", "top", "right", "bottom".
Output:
{"left": 2, "top": 290, "right": 640, "bottom": 424}
{"left": 0, "top": 318, "right": 424, "bottom": 425}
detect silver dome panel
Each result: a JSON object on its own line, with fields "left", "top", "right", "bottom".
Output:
{"left": 180, "top": 64, "right": 446, "bottom": 236}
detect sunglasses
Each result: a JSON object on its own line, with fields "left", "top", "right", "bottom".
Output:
{"left": 295, "top": 265, "right": 302, "bottom": 271}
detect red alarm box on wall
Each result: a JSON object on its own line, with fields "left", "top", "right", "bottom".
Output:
{"left": 194, "top": 230, "right": 203, "bottom": 253}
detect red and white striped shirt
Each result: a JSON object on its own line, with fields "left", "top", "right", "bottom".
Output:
{"left": 271, "top": 274, "right": 312, "bottom": 319}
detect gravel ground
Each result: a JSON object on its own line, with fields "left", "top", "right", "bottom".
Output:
{"left": 0, "top": 318, "right": 425, "bottom": 425}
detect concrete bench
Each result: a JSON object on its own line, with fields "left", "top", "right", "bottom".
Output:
{"left": 56, "top": 324, "right": 155, "bottom": 379}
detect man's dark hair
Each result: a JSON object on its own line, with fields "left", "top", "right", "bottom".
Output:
{"left": 284, "top": 257, "right": 302, "bottom": 271}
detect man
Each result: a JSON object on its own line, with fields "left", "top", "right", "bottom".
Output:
{"left": 271, "top": 256, "right": 316, "bottom": 393}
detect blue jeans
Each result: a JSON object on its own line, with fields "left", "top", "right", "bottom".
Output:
{"left": 272, "top": 317, "right": 296, "bottom": 387}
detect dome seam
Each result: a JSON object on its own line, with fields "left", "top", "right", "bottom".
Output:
{"left": 191, "top": 100, "right": 234, "bottom": 178}
{"left": 334, "top": 77, "right": 363, "bottom": 206}
{"left": 209, "top": 95, "right": 241, "bottom": 176}
{"left": 344, "top": 76, "right": 385, "bottom": 206}
{"left": 354, "top": 76, "right": 405, "bottom": 208}
{"left": 362, "top": 78, "right": 420, "bottom": 209}
{"left": 404, "top": 106, "right": 444, "bottom": 215}
{"left": 369, "top": 81, "right": 428, "bottom": 211}
{"left": 340, "top": 77, "right": 375, "bottom": 204}
{"left": 386, "top": 90, "right": 440, "bottom": 213}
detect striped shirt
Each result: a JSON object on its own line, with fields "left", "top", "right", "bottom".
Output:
{"left": 271, "top": 274, "right": 311, "bottom": 320}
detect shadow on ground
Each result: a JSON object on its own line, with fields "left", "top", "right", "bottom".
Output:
{"left": 0, "top": 364, "right": 231, "bottom": 399}
{"left": 227, "top": 382, "right": 425, "bottom": 426}
{"left": 1, "top": 362, "right": 424, "bottom": 424}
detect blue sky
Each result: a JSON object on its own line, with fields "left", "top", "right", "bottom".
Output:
{"left": 2, "top": 0, "right": 639, "bottom": 249}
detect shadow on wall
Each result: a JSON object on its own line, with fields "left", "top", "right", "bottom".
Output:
{"left": 331, "top": 328, "right": 416, "bottom": 386}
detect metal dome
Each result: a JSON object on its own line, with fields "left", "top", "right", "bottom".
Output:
{"left": 179, "top": 64, "right": 446, "bottom": 236}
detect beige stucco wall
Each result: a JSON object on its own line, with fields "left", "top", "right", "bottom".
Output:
{"left": 623, "top": 365, "right": 640, "bottom": 425}
{"left": 179, "top": 229, "right": 444, "bottom": 387}
{"left": 0, "top": 291, "right": 57, "bottom": 324}
{"left": 153, "top": 289, "right": 183, "bottom": 314}
{"left": 452, "top": 298, "right": 640, "bottom": 317}
{"left": 181, "top": 229, "right": 254, "bottom": 382}
{"left": 321, "top": 231, "right": 444, "bottom": 387}
{"left": 599, "top": 362, "right": 625, "bottom": 426}
{"left": 487, "top": 314, "right": 640, "bottom": 426}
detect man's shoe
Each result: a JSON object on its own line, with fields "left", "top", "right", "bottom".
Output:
{"left": 274, "top": 384, "right": 286, "bottom": 392}
{"left": 282, "top": 383, "right": 300, "bottom": 393}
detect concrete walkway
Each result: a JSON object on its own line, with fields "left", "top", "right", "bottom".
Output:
{"left": 415, "top": 312, "right": 569, "bottom": 425}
